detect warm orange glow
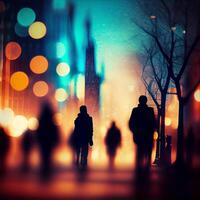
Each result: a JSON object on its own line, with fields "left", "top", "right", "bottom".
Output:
{"left": 165, "top": 117, "right": 172, "bottom": 126}
{"left": 55, "top": 88, "right": 68, "bottom": 102}
{"left": 30, "top": 55, "right": 48, "bottom": 74}
{"left": 53, "top": 113, "right": 63, "bottom": 126}
{"left": 28, "top": 117, "right": 39, "bottom": 131}
{"left": 33, "top": 81, "right": 49, "bottom": 97}
{"left": 5, "top": 41, "right": 22, "bottom": 60}
{"left": 194, "top": 89, "right": 200, "bottom": 102}
{"left": 9, "top": 115, "right": 28, "bottom": 137}
{"left": 153, "top": 131, "right": 158, "bottom": 140}
{"left": 10, "top": 71, "right": 29, "bottom": 91}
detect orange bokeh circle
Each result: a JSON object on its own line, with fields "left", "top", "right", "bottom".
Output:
{"left": 30, "top": 55, "right": 48, "bottom": 74}
{"left": 33, "top": 81, "right": 49, "bottom": 97}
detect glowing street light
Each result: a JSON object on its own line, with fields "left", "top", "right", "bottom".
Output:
{"left": 194, "top": 89, "right": 200, "bottom": 102}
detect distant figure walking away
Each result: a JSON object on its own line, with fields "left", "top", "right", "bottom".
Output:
{"left": 37, "top": 102, "right": 60, "bottom": 177}
{"left": 74, "top": 105, "right": 93, "bottom": 168}
{"left": 105, "top": 121, "right": 121, "bottom": 169}
{"left": 21, "top": 129, "right": 35, "bottom": 172}
{"left": 129, "top": 95, "right": 155, "bottom": 170}
{"left": 0, "top": 126, "right": 10, "bottom": 175}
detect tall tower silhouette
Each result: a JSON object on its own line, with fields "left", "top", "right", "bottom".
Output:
{"left": 84, "top": 17, "right": 101, "bottom": 116}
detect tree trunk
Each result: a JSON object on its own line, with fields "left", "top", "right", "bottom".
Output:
{"left": 176, "top": 98, "right": 184, "bottom": 165}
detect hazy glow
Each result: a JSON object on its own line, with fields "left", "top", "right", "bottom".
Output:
{"left": 56, "top": 62, "right": 70, "bottom": 77}
{"left": 56, "top": 42, "right": 66, "bottom": 58}
{"left": 10, "top": 71, "right": 29, "bottom": 91}
{"left": 17, "top": 8, "right": 36, "bottom": 27}
{"left": 28, "top": 117, "right": 39, "bottom": 131}
{"left": 76, "top": 74, "right": 85, "bottom": 101}
{"left": 194, "top": 89, "right": 200, "bottom": 102}
{"left": 28, "top": 21, "right": 47, "bottom": 39}
{"left": 53, "top": 113, "right": 63, "bottom": 126}
{"left": 0, "top": 108, "right": 14, "bottom": 127}
{"left": 153, "top": 131, "right": 158, "bottom": 140}
{"left": 165, "top": 117, "right": 172, "bottom": 126}
{"left": 30, "top": 55, "right": 48, "bottom": 74}
{"left": 33, "top": 81, "right": 49, "bottom": 97}
{"left": 9, "top": 115, "right": 28, "bottom": 137}
{"left": 52, "top": 0, "right": 66, "bottom": 10}
{"left": 55, "top": 88, "right": 68, "bottom": 102}
{"left": 5, "top": 42, "right": 22, "bottom": 60}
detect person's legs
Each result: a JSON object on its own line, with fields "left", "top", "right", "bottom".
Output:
{"left": 76, "top": 146, "right": 81, "bottom": 167}
{"left": 81, "top": 144, "right": 89, "bottom": 167}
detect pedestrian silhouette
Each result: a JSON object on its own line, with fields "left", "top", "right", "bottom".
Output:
{"left": 37, "top": 102, "right": 60, "bottom": 178}
{"left": 129, "top": 95, "right": 155, "bottom": 170}
{"left": 185, "top": 127, "right": 195, "bottom": 168}
{"left": 105, "top": 121, "right": 121, "bottom": 169}
{"left": 73, "top": 105, "right": 93, "bottom": 169}
{"left": 21, "top": 129, "right": 35, "bottom": 172}
{"left": 0, "top": 126, "right": 10, "bottom": 175}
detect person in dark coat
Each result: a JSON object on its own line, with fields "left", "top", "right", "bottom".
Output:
{"left": 0, "top": 126, "right": 10, "bottom": 175}
{"left": 129, "top": 95, "right": 155, "bottom": 170}
{"left": 21, "top": 129, "right": 35, "bottom": 171}
{"left": 37, "top": 102, "right": 60, "bottom": 177}
{"left": 105, "top": 121, "right": 121, "bottom": 169}
{"left": 74, "top": 105, "right": 93, "bottom": 168}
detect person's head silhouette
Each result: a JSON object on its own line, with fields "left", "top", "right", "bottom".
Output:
{"left": 80, "top": 105, "right": 87, "bottom": 114}
{"left": 139, "top": 95, "right": 147, "bottom": 106}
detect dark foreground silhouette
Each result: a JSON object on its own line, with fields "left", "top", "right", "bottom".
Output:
{"left": 105, "top": 121, "right": 121, "bottom": 169}
{"left": 73, "top": 105, "right": 93, "bottom": 169}
{"left": 129, "top": 95, "right": 156, "bottom": 170}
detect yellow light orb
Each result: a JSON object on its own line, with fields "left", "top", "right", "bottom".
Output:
{"left": 10, "top": 71, "right": 29, "bottom": 91}
{"left": 28, "top": 21, "right": 47, "bottom": 39}
{"left": 33, "top": 81, "right": 49, "bottom": 97}
{"left": 153, "top": 131, "right": 158, "bottom": 140}
{"left": 194, "top": 89, "right": 200, "bottom": 102}
{"left": 55, "top": 88, "right": 68, "bottom": 102}
{"left": 56, "top": 62, "right": 70, "bottom": 76}
{"left": 9, "top": 115, "right": 28, "bottom": 137}
{"left": 28, "top": 117, "right": 39, "bottom": 131}
{"left": 0, "top": 108, "right": 15, "bottom": 127}
{"left": 5, "top": 41, "right": 22, "bottom": 60}
{"left": 30, "top": 55, "right": 48, "bottom": 74}
{"left": 165, "top": 117, "right": 172, "bottom": 126}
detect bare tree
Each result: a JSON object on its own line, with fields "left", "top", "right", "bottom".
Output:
{"left": 136, "top": 0, "right": 200, "bottom": 165}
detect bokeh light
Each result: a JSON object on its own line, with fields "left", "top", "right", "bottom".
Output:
{"left": 165, "top": 117, "right": 172, "bottom": 126}
{"left": 53, "top": 113, "right": 63, "bottom": 126}
{"left": 77, "top": 74, "right": 85, "bottom": 101}
{"left": 17, "top": 8, "right": 36, "bottom": 27}
{"left": 10, "top": 71, "right": 29, "bottom": 91}
{"left": 9, "top": 115, "right": 28, "bottom": 137}
{"left": 56, "top": 42, "right": 66, "bottom": 58}
{"left": 0, "top": 108, "right": 14, "bottom": 127}
{"left": 153, "top": 131, "right": 158, "bottom": 140}
{"left": 30, "top": 55, "right": 48, "bottom": 74}
{"left": 5, "top": 42, "right": 22, "bottom": 60}
{"left": 55, "top": 88, "right": 68, "bottom": 102}
{"left": 28, "top": 21, "right": 47, "bottom": 39}
{"left": 194, "top": 89, "right": 200, "bottom": 102}
{"left": 15, "top": 23, "right": 28, "bottom": 37}
{"left": 33, "top": 81, "right": 49, "bottom": 97}
{"left": 56, "top": 62, "right": 70, "bottom": 77}
{"left": 28, "top": 117, "right": 39, "bottom": 131}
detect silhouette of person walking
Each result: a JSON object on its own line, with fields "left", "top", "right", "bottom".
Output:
{"left": 37, "top": 102, "right": 60, "bottom": 177}
{"left": 129, "top": 95, "right": 155, "bottom": 170}
{"left": 21, "top": 129, "right": 35, "bottom": 172}
{"left": 105, "top": 121, "right": 121, "bottom": 169}
{"left": 0, "top": 126, "right": 10, "bottom": 175}
{"left": 74, "top": 105, "right": 93, "bottom": 168}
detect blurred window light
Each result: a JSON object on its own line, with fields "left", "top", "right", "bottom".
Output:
{"left": 28, "top": 21, "right": 47, "bottom": 39}
{"left": 5, "top": 41, "right": 22, "bottom": 60}
{"left": 56, "top": 42, "right": 66, "bottom": 58}
{"left": 33, "top": 81, "right": 49, "bottom": 97}
{"left": 76, "top": 74, "right": 85, "bottom": 101}
{"left": 165, "top": 117, "right": 172, "bottom": 126}
{"left": 10, "top": 71, "right": 29, "bottom": 91}
{"left": 0, "top": 108, "right": 15, "bottom": 127}
{"left": 55, "top": 88, "right": 68, "bottom": 102}
{"left": 28, "top": 117, "right": 39, "bottom": 131}
{"left": 56, "top": 62, "right": 70, "bottom": 77}
{"left": 52, "top": 0, "right": 66, "bottom": 10}
{"left": 30, "top": 55, "right": 48, "bottom": 74}
{"left": 194, "top": 89, "right": 200, "bottom": 102}
{"left": 17, "top": 7, "right": 36, "bottom": 27}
